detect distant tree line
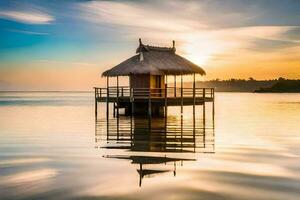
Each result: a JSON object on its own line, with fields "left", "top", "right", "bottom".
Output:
{"left": 254, "top": 78, "right": 300, "bottom": 93}
{"left": 195, "top": 77, "right": 300, "bottom": 92}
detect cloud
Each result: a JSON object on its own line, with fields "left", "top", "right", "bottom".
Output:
{"left": 0, "top": 10, "right": 54, "bottom": 24}
{"left": 1, "top": 0, "right": 300, "bottom": 87}
{"left": 78, "top": 1, "right": 206, "bottom": 32}
{"left": 77, "top": 0, "right": 300, "bottom": 31}
{"left": 5, "top": 28, "right": 49, "bottom": 35}
{"left": 35, "top": 59, "right": 97, "bottom": 67}
{"left": 77, "top": 0, "right": 299, "bottom": 68}
{"left": 285, "top": 27, "right": 300, "bottom": 41}
{"left": 248, "top": 38, "right": 300, "bottom": 52}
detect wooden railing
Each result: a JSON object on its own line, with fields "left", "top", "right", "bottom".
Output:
{"left": 94, "top": 86, "right": 214, "bottom": 99}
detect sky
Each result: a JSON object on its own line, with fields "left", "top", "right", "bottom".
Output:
{"left": 0, "top": 0, "right": 300, "bottom": 90}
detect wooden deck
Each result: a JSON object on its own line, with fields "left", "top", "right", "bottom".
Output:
{"left": 94, "top": 86, "right": 215, "bottom": 117}
{"left": 95, "top": 87, "right": 214, "bottom": 106}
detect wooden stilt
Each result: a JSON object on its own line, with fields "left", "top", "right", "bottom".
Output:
{"left": 148, "top": 113, "right": 152, "bottom": 137}
{"left": 106, "top": 77, "right": 109, "bottom": 119}
{"left": 203, "top": 115, "right": 206, "bottom": 148}
{"left": 131, "top": 88, "right": 134, "bottom": 116}
{"left": 113, "top": 103, "right": 115, "bottom": 117}
{"left": 165, "top": 76, "right": 168, "bottom": 117}
{"left": 130, "top": 113, "right": 133, "bottom": 140}
{"left": 193, "top": 74, "right": 196, "bottom": 152}
{"left": 173, "top": 161, "right": 176, "bottom": 176}
{"left": 148, "top": 88, "right": 152, "bottom": 118}
{"left": 117, "top": 113, "right": 119, "bottom": 140}
{"left": 181, "top": 75, "right": 183, "bottom": 115}
{"left": 212, "top": 88, "right": 215, "bottom": 122}
{"left": 180, "top": 113, "right": 183, "bottom": 152}
{"left": 203, "top": 88, "right": 206, "bottom": 125}
{"left": 139, "top": 163, "right": 142, "bottom": 187}
{"left": 106, "top": 113, "right": 109, "bottom": 140}
{"left": 94, "top": 88, "right": 97, "bottom": 117}
{"left": 193, "top": 74, "right": 196, "bottom": 115}
{"left": 193, "top": 106, "right": 196, "bottom": 152}
{"left": 116, "top": 76, "right": 119, "bottom": 117}
{"left": 164, "top": 110, "right": 167, "bottom": 148}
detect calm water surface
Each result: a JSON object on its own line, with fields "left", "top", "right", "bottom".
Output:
{"left": 0, "top": 92, "right": 300, "bottom": 200}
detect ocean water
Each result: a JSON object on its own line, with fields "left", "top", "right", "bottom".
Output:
{"left": 0, "top": 92, "right": 300, "bottom": 200}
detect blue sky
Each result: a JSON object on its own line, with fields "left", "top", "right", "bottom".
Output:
{"left": 0, "top": 0, "right": 300, "bottom": 90}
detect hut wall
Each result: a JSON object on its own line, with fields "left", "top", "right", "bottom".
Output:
{"left": 129, "top": 75, "right": 165, "bottom": 89}
{"left": 128, "top": 74, "right": 165, "bottom": 116}
{"left": 130, "top": 74, "right": 150, "bottom": 88}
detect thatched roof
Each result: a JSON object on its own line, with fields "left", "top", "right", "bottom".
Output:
{"left": 102, "top": 39, "right": 206, "bottom": 77}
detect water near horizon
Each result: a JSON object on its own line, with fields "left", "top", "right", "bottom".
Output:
{"left": 1, "top": 92, "right": 300, "bottom": 200}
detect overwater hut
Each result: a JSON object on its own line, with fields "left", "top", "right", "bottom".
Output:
{"left": 94, "top": 39, "right": 214, "bottom": 118}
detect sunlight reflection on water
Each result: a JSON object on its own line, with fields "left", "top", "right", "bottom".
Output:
{"left": 0, "top": 92, "right": 300, "bottom": 200}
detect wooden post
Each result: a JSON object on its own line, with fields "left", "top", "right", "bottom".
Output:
{"left": 113, "top": 102, "right": 115, "bottom": 117}
{"left": 181, "top": 75, "right": 183, "bottom": 115}
{"left": 212, "top": 88, "right": 215, "bottom": 123}
{"left": 106, "top": 77, "right": 109, "bottom": 119}
{"left": 164, "top": 106, "right": 167, "bottom": 144}
{"left": 174, "top": 161, "right": 177, "bottom": 176}
{"left": 193, "top": 108, "right": 196, "bottom": 152}
{"left": 180, "top": 113, "right": 183, "bottom": 152}
{"left": 203, "top": 119, "right": 206, "bottom": 148}
{"left": 165, "top": 76, "right": 168, "bottom": 117}
{"left": 139, "top": 163, "right": 142, "bottom": 187}
{"left": 131, "top": 87, "right": 134, "bottom": 116}
{"left": 193, "top": 74, "right": 196, "bottom": 152}
{"left": 106, "top": 110, "right": 110, "bottom": 140}
{"left": 174, "top": 75, "right": 176, "bottom": 97}
{"left": 130, "top": 112, "right": 133, "bottom": 140}
{"left": 117, "top": 112, "right": 119, "bottom": 140}
{"left": 203, "top": 88, "right": 206, "bottom": 125}
{"left": 148, "top": 88, "right": 152, "bottom": 118}
{"left": 106, "top": 120, "right": 108, "bottom": 140}
{"left": 116, "top": 76, "right": 119, "bottom": 117}
{"left": 193, "top": 74, "right": 196, "bottom": 115}
{"left": 94, "top": 88, "right": 97, "bottom": 117}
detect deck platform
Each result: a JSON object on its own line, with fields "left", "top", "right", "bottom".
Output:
{"left": 97, "top": 96, "right": 213, "bottom": 106}
{"left": 94, "top": 86, "right": 215, "bottom": 117}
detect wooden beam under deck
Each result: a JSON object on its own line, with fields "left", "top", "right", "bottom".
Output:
{"left": 96, "top": 96, "right": 213, "bottom": 107}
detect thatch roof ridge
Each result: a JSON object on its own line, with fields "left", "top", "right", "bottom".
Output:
{"left": 136, "top": 39, "right": 176, "bottom": 53}
{"left": 102, "top": 39, "right": 206, "bottom": 77}
{"left": 137, "top": 45, "right": 175, "bottom": 53}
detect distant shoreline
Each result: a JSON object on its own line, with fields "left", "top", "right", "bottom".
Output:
{"left": 1, "top": 78, "right": 300, "bottom": 93}
{"left": 254, "top": 79, "right": 300, "bottom": 93}
{"left": 197, "top": 78, "right": 300, "bottom": 93}
{"left": 0, "top": 91, "right": 299, "bottom": 94}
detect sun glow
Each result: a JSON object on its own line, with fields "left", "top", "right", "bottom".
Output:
{"left": 184, "top": 50, "right": 212, "bottom": 66}
{"left": 181, "top": 35, "right": 225, "bottom": 66}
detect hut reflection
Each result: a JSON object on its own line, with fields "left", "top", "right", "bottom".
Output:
{"left": 103, "top": 155, "right": 196, "bottom": 187}
{"left": 95, "top": 115, "right": 214, "bottom": 186}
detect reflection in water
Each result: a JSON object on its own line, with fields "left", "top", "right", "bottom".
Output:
{"left": 2, "top": 92, "right": 300, "bottom": 199}
{"left": 104, "top": 155, "right": 196, "bottom": 187}
{"left": 95, "top": 115, "right": 214, "bottom": 186}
